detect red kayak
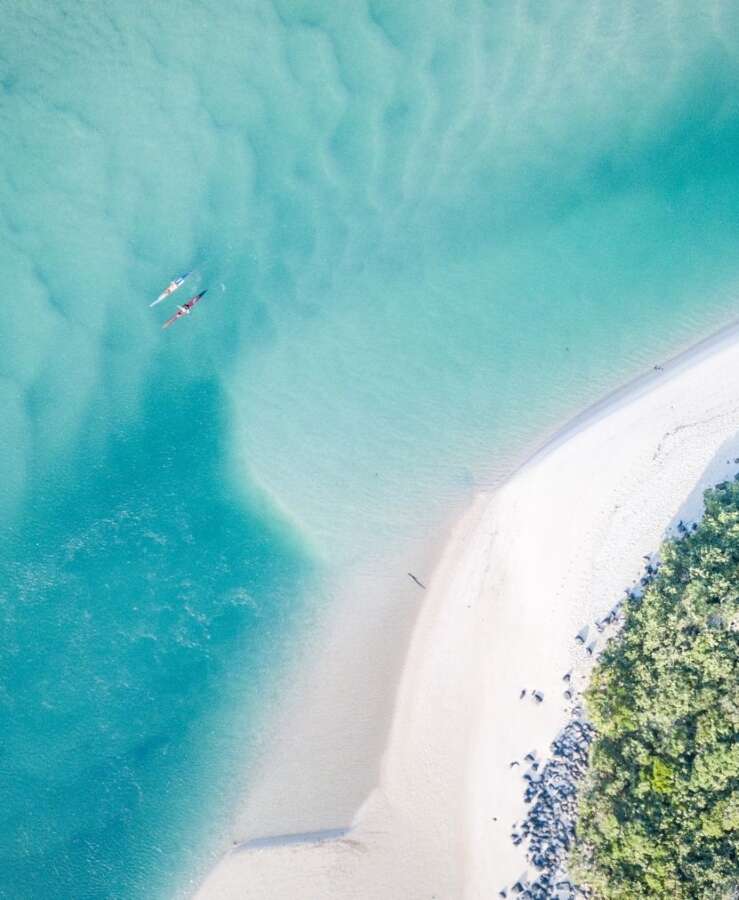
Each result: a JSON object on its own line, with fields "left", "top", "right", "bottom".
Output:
{"left": 162, "top": 290, "right": 208, "bottom": 330}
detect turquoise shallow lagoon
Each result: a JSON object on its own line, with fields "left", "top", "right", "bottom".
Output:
{"left": 2, "top": 1, "right": 739, "bottom": 897}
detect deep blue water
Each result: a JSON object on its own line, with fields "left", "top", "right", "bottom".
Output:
{"left": 0, "top": 376, "right": 311, "bottom": 899}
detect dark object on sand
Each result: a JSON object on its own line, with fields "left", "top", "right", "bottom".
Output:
{"left": 533, "top": 690, "right": 544, "bottom": 703}
{"left": 518, "top": 718, "right": 594, "bottom": 898}
{"left": 520, "top": 689, "right": 527, "bottom": 699}
{"left": 407, "top": 572, "right": 426, "bottom": 589}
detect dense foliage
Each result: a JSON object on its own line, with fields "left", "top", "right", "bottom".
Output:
{"left": 570, "top": 479, "right": 739, "bottom": 899}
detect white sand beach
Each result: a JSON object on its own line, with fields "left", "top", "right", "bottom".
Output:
{"left": 196, "top": 322, "right": 739, "bottom": 899}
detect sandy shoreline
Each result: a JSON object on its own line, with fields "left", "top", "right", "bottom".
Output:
{"left": 196, "top": 320, "right": 739, "bottom": 899}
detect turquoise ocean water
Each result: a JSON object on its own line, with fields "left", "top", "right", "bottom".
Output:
{"left": 2, "top": 1, "right": 739, "bottom": 897}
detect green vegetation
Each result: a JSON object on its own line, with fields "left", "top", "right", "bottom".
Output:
{"left": 570, "top": 479, "right": 739, "bottom": 899}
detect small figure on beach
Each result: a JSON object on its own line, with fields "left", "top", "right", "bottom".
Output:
{"left": 533, "top": 690, "right": 544, "bottom": 703}
{"left": 407, "top": 572, "right": 426, "bottom": 589}
{"left": 520, "top": 689, "right": 527, "bottom": 699}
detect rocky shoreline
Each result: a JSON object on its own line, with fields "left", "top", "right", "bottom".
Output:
{"left": 505, "top": 718, "right": 594, "bottom": 899}
{"left": 502, "top": 556, "right": 669, "bottom": 900}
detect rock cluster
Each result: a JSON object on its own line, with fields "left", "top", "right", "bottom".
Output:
{"left": 500, "top": 544, "right": 684, "bottom": 899}
{"left": 507, "top": 719, "right": 594, "bottom": 899}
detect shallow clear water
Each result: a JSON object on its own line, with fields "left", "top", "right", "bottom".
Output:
{"left": 2, "top": 1, "right": 739, "bottom": 897}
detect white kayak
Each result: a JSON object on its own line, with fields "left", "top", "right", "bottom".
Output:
{"left": 150, "top": 271, "right": 191, "bottom": 307}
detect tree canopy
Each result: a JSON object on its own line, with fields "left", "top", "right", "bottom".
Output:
{"left": 570, "top": 478, "right": 739, "bottom": 899}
